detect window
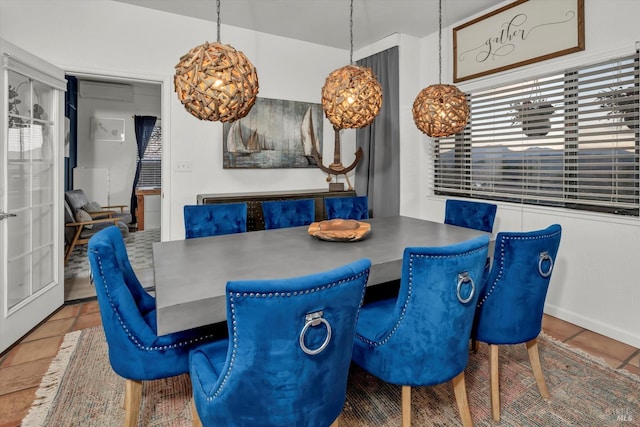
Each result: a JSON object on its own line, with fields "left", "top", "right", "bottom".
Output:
{"left": 435, "top": 52, "right": 639, "bottom": 216}
{"left": 136, "top": 121, "right": 161, "bottom": 188}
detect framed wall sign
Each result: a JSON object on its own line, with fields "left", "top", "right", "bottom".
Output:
{"left": 453, "top": 0, "right": 584, "bottom": 82}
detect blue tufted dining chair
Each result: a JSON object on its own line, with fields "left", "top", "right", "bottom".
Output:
{"left": 184, "top": 203, "right": 247, "bottom": 239}
{"left": 189, "top": 258, "right": 372, "bottom": 427}
{"left": 87, "top": 225, "right": 224, "bottom": 427}
{"left": 444, "top": 199, "right": 497, "bottom": 233}
{"left": 261, "top": 198, "right": 315, "bottom": 230}
{"left": 325, "top": 195, "right": 369, "bottom": 220}
{"left": 472, "top": 224, "right": 562, "bottom": 422}
{"left": 352, "top": 235, "right": 490, "bottom": 427}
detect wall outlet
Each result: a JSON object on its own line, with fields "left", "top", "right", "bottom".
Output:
{"left": 175, "top": 160, "right": 193, "bottom": 172}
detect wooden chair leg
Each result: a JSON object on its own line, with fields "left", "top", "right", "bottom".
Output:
{"left": 402, "top": 385, "right": 411, "bottom": 427}
{"left": 124, "top": 379, "right": 142, "bottom": 427}
{"left": 452, "top": 372, "right": 473, "bottom": 427}
{"left": 489, "top": 344, "right": 500, "bottom": 422}
{"left": 526, "top": 338, "right": 550, "bottom": 399}
{"left": 329, "top": 414, "right": 340, "bottom": 427}
{"left": 191, "top": 399, "right": 203, "bottom": 427}
{"left": 64, "top": 226, "right": 84, "bottom": 265}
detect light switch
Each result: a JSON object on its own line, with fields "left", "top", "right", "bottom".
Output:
{"left": 175, "top": 160, "right": 193, "bottom": 172}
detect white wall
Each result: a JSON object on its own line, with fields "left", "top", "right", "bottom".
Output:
{"left": 2, "top": 0, "right": 639, "bottom": 347}
{"left": 74, "top": 80, "right": 160, "bottom": 207}
{"left": 406, "top": 0, "right": 640, "bottom": 347}
{"left": 0, "top": 0, "right": 355, "bottom": 241}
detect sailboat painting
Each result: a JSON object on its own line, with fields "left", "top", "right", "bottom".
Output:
{"left": 223, "top": 97, "right": 323, "bottom": 169}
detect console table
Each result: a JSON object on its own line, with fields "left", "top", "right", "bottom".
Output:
{"left": 197, "top": 189, "right": 356, "bottom": 231}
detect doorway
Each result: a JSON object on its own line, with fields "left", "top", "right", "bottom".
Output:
{"left": 63, "top": 74, "right": 162, "bottom": 301}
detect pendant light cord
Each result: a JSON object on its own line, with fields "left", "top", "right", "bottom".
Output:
{"left": 349, "top": 0, "right": 354, "bottom": 65}
{"left": 438, "top": 0, "right": 442, "bottom": 84}
{"left": 216, "top": 0, "right": 221, "bottom": 43}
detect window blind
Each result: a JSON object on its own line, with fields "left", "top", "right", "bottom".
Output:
{"left": 137, "top": 122, "right": 162, "bottom": 188}
{"left": 435, "top": 52, "right": 639, "bottom": 216}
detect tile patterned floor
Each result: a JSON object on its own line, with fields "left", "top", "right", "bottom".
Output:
{"left": 0, "top": 302, "right": 637, "bottom": 427}
{"left": 64, "top": 228, "right": 160, "bottom": 279}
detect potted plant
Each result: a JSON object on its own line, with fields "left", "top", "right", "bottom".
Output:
{"left": 596, "top": 87, "right": 638, "bottom": 129}
{"left": 511, "top": 99, "right": 555, "bottom": 137}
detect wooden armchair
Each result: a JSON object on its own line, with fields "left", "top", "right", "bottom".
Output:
{"left": 65, "top": 189, "right": 131, "bottom": 224}
{"left": 64, "top": 200, "right": 128, "bottom": 265}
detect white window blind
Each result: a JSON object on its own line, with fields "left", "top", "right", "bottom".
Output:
{"left": 137, "top": 122, "right": 161, "bottom": 188}
{"left": 435, "top": 52, "right": 639, "bottom": 216}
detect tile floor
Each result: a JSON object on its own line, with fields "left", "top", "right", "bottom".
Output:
{"left": 1, "top": 296, "right": 638, "bottom": 427}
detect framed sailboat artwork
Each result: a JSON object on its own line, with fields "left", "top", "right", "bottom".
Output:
{"left": 222, "top": 97, "right": 323, "bottom": 169}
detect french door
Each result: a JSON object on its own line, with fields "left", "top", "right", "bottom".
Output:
{"left": 0, "top": 39, "right": 65, "bottom": 353}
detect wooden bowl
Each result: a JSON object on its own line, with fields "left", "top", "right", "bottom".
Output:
{"left": 307, "top": 219, "right": 371, "bottom": 242}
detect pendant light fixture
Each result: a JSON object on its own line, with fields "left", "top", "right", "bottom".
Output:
{"left": 174, "top": 0, "right": 259, "bottom": 123}
{"left": 321, "top": 0, "right": 383, "bottom": 130}
{"left": 314, "top": 0, "right": 382, "bottom": 190}
{"left": 412, "top": 0, "right": 469, "bottom": 137}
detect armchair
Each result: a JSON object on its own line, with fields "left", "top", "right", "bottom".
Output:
{"left": 472, "top": 224, "right": 562, "bottom": 421}
{"left": 87, "top": 225, "right": 224, "bottom": 426}
{"left": 184, "top": 203, "right": 247, "bottom": 239}
{"left": 65, "top": 189, "right": 132, "bottom": 224}
{"left": 325, "top": 195, "right": 369, "bottom": 220}
{"left": 261, "top": 198, "right": 315, "bottom": 230}
{"left": 352, "top": 235, "right": 490, "bottom": 427}
{"left": 444, "top": 199, "right": 497, "bottom": 233}
{"left": 63, "top": 200, "right": 128, "bottom": 265}
{"left": 189, "top": 258, "right": 372, "bottom": 427}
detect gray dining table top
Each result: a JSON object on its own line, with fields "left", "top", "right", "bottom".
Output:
{"left": 153, "top": 215, "right": 488, "bottom": 335}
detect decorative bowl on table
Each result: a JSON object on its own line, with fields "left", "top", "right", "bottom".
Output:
{"left": 307, "top": 219, "right": 371, "bottom": 242}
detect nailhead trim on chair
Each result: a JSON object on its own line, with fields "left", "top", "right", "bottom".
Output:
{"left": 203, "top": 269, "right": 370, "bottom": 402}
{"left": 356, "top": 246, "right": 487, "bottom": 347}
{"left": 93, "top": 250, "right": 218, "bottom": 351}
{"left": 476, "top": 229, "right": 562, "bottom": 307}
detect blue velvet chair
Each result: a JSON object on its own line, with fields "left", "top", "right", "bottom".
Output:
{"left": 261, "top": 198, "right": 315, "bottom": 230}
{"left": 352, "top": 235, "right": 490, "bottom": 427}
{"left": 87, "top": 225, "right": 224, "bottom": 427}
{"left": 473, "top": 224, "right": 562, "bottom": 422}
{"left": 444, "top": 199, "right": 498, "bottom": 233}
{"left": 189, "top": 258, "right": 372, "bottom": 427}
{"left": 325, "top": 195, "right": 369, "bottom": 220}
{"left": 184, "top": 203, "right": 247, "bottom": 239}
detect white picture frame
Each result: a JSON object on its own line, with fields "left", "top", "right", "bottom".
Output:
{"left": 90, "top": 117, "right": 125, "bottom": 142}
{"left": 453, "top": 0, "right": 584, "bottom": 83}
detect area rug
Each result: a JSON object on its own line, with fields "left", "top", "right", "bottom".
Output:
{"left": 65, "top": 228, "right": 160, "bottom": 279}
{"left": 23, "top": 327, "right": 639, "bottom": 426}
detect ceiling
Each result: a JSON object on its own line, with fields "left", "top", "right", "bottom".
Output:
{"left": 114, "top": 0, "right": 503, "bottom": 51}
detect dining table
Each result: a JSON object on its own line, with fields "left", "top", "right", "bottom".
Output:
{"left": 152, "top": 215, "right": 489, "bottom": 335}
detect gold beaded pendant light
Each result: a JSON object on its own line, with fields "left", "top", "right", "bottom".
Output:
{"left": 174, "top": 0, "right": 259, "bottom": 123}
{"left": 412, "top": 0, "right": 469, "bottom": 137}
{"left": 321, "top": 0, "right": 383, "bottom": 130}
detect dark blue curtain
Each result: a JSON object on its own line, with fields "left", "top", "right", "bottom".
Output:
{"left": 130, "top": 115, "right": 157, "bottom": 225}
{"left": 64, "top": 76, "right": 78, "bottom": 191}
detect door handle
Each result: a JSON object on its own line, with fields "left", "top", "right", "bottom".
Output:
{"left": 0, "top": 211, "right": 17, "bottom": 221}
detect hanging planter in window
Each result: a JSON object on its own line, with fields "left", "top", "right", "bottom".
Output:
{"left": 511, "top": 100, "right": 555, "bottom": 137}
{"left": 596, "top": 88, "right": 638, "bottom": 130}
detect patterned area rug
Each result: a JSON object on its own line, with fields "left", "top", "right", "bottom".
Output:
{"left": 65, "top": 228, "right": 160, "bottom": 279}
{"left": 23, "top": 327, "right": 639, "bottom": 426}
